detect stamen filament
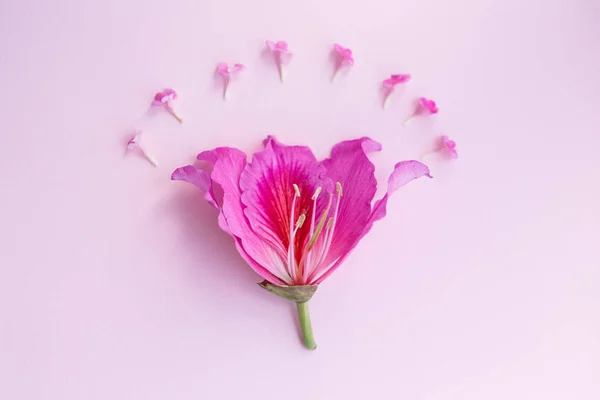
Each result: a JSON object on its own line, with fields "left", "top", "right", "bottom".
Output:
{"left": 309, "top": 184, "right": 343, "bottom": 282}
{"left": 301, "top": 191, "right": 319, "bottom": 283}
{"left": 305, "top": 194, "right": 333, "bottom": 252}
{"left": 292, "top": 214, "right": 306, "bottom": 280}
{"left": 313, "top": 218, "right": 334, "bottom": 270}
{"left": 314, "top": 193, "right": 341, "bottom": 270}
{"left": 297, "top": 194, "right": 333, "bottom": 280}
{"left": 287, "top": 185, "right": 300, "bottom": 281}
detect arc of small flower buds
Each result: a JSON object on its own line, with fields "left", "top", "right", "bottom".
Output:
{"left": 125, "top": 131, "right": 158, "bottom": 167}
{"left": 404, "top": 97, "right": 438, "bottom": 126}
{"left": 217, "top": 62, "right": 246, "bottom": 100}
{"left": 152, "top": 88, "right": 183, "bottom": 123}
{"left": 266, "top": 40, "right": 293, "bottom": 83}
{"left": 331, "top": 44, "right": 354, "bottom": 83}
{"left": 382, "top": 74, "right": 411, "bottom": 110}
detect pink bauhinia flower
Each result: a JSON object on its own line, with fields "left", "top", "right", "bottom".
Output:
{"left": 216, "top": 62, "right": 246, "bottom": 100}
{"left": 125, "top": 130, "right": 158, "bottom": 167}
{"left": 331, "top": 43, "right": 354, "bottom": 82}
{"left": 152, "top": 88, "right": 183, "bottom": 123}
{"left": 404, "top": 97, "right": 438, "bottom": 126}
{"left": 266, "top": 40, "right": 293, "bottom": 82}
{"left": 172, "top": 136, "right": 431, "bottom": 349}
{"left": 382, "top": 74, "right": 411, "bottom": 109}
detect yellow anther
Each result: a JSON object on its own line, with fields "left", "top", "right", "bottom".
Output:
{"left": 293, "top": 183, "right": 301, "bottom": 197}
{"left": 326, "top": 217, "right": 334, "bottom": 229}
{"left": 336, "top": 182, "right": 343, "bottom": 196}
{"left": 296, "top": 214, "right": 306, "bottom": 228}
{"left": 312, "top": 186, "right": 322, "bottom": 200}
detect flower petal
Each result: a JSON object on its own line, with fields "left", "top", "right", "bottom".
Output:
{"left": 382, "top": 78, "right": 395, "bottom": 88}
{"left": 312, "top": 159, "right": 431, "bottom": 284}
{"left": 275, "top": 41, "right": 288, "bottom": 51}
{"left": 216, "top": 62, "right": 229, "bottom": 76}
{"left": 195, "top": 147, "right": 252, "bottom": 238}
{"left": 363, "top": 161, "right": 432, "bottom": 245}
{"left": 308, "top": 137, "right": 382, "bottom": 281}
{"left": 239, "top": 137, "right": 328, "bottom": 265}
{"left": 171, "top": 165, "right": 210, "bottom": 191}
{"left": 419, "top": 97, "right": 438, "bottom": 114}
{"left": 193, "top": 147, "right": 290, "bottom": 284}
{"left": 231, "top": 63, "right": 246, "bottom": 73}
{"left": 163, "top": 88, "right": 177, "bottom": 98}
{"left": 171, "top": 165, "right": 219, "bottom": 210}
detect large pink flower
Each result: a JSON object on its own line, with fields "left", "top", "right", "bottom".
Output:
{"left": 172, "top": 136, "right": 431, "bottom": 349}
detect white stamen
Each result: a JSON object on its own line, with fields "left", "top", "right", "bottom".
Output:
{"left": 312, "top": 219, "right": 334, "bottom": 271}
{"left": 312, "top": 186, "right": 322, "bottom": 200}
{"left": 298, "top": 183, "right": 343, "bottom": 283}
{"left": 309, "top": 191, "right": 342, "bottom": 281}
{"left": 287, "top": 184, "right": 300, "bottom": 281}
{"left": 302, "top": 190, "right": 319, "bottom": 282}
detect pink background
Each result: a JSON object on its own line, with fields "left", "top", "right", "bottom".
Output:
{"left": 1, "top": 0, "right": 599, "bottom": 398}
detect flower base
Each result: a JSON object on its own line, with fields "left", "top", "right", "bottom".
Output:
{"left": 258, "top": 281, "right": 318, "bottom": 350}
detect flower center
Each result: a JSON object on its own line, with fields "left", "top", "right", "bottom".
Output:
{"left": 286, "top": 182, "right": 342, "bottom": 284}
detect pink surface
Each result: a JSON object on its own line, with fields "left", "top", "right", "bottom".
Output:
{"left": 1, "top": 0, "right": 599, "bottom": 398}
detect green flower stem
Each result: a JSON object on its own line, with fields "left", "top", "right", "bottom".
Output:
{"left": 296, "top": 301, "right": 317, "bottom": 350}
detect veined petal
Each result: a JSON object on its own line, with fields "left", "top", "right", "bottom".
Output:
{"left": 196, "top": 148, "right": 248, "bottom": 238}
{"left": 173, "top": 147, "right": 291, "bottom": 285}
{"left": 365, "top": 160, "right": 432, "bottom": 232}
{"left": 233, "top": 237, "right": 290, "bottom": 285}
{"left": 313, "top": 160, "right": 431, "bottom": 284}
{"left": 309, "top": 137, "right": 382, "bottom": 279}
{"left": 171, "top": 164, "right": 231, "bottom": 235}
{"left": 239, "top": 137, "right": 329, "bottom": 265}
{"left": 171, "top": 165, "right": 218, "bottom": 210}
{"left": 198, "top": 148, "right": 295, "bottom": 283}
